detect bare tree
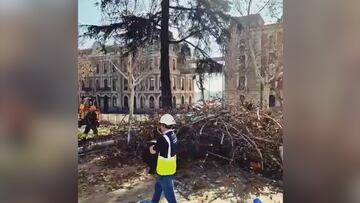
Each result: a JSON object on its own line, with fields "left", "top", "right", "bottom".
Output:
{"left": 107, "top": 48, "right": 155, "bottom": 144}
{"left": 233, "top": 0, "right": 283, "bottom": 109}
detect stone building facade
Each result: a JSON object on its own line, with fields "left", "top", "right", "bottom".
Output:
{"left": 79, "top": 42, "right": 195, "bottom": 113}
{"left": 225, "top": 14, "right": 283, "bottom": 108}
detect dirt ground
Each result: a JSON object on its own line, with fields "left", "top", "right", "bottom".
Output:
{"left": 79, "top": 149, "right": 283, "bottom": 203}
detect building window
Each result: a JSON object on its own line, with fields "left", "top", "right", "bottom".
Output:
{"left": 181, "top": 96, "right": 185, "bottom": 105}
{"left": 172, "top": 59, "right": 176, "bottom": 70}
{"left": 269, "top": 52, "right": 276, "bottom": 65}
{"left": 269, "top": 95, "right": 276, "bottom": 107}
{"left": 159, "top": 76, "right": 162, "bottom": 90}
{"left": 104, "top": 79, "right": 108, "bottom": 88}
{"left": 88, "top": 79, "right": 92, "bottom": 88}
{"left": 149, "top": 77, "right": 155, "bottom": 91}
{"left": 189, "top": 96, "right": 192, "bottom": 104}
{"left": 159, "top": 96, "right": 162, "bottom": 108}
{"left": 269, "top": 35, "right": 275, "bottom": 49}
{"left": 81, "top": 80, "right": 85, "bottom": 89}
{"left": 124, "top": 78, "right": 128, "bottom": 90}
{"left": 134, "top": 96, "right": 137, "bottom": 109}
{"left": 238, "top": 75, "right": 246, "bottom": 90}
{"left": 96, "top": 79, "right": 100, "bottom": 89}
{"left": 172, "top": 96, "right": 176, "bottom": 108}
{"left": 189, "top": 79, "right": 192, "bottom": 91}
{"left": 239, "top": 39, "right": 245, "bottom": 48}
{"left": 149, "top": 96, "right": 155, "bottom": 109}
{"left": 238, "top": 55, "right": 246, "bottom": 71}
{"left": 149, "top": 59, "right": 153, "bottom": 70}
{"left": 103, "top": 62, "right": 108, "bottom": 74}
{"left": 240, "top": 95, "right": 246, "bottom": 104}
{"left": 141, "top": 81, "right": 146, "bottom": 91}
{"left": 124, "top": 96, "right": 129, "bottom": 108}
{"left": 181, "top": 78, "right": 185, "bottom": 90}
{"left": 96, "top": 64, "right": 100, "bottom": 74}
{"left": 113, "top": 97, "right": 117, "bottom": 107}
{"left": 140, "top": 96, "right": 145, "bottom": 109}
{"left": 240, "top": 45, "right": 246, "bottom": 54}
{"left": 112, "top": 79, "right": 117, "bottom": 91}
{"left": 172, "top": 77, "right": 176, "bottom": 90}
{"left": 112, "top": 66, "right": 116, "bottom": 73}
{"left": 155, "top": 57, "right": 159, "bottom": 69}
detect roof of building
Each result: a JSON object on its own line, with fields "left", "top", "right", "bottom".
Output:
{"left": 231, "top": 14, "right": 265, "bottom": 28}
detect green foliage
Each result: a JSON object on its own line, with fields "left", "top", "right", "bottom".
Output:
{"left": 81, "top": 0, "right": 231, "bottom": 58}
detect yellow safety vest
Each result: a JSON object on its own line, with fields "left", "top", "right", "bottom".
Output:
{"left": 156, "top": 135, "right": 177, "bottom": 176}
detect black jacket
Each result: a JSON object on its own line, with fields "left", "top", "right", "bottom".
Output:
{"left": 85, "top": 111, "right": 99, "bottom": 126}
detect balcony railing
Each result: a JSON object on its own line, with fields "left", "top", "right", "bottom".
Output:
{"left": 81, "top": 87, "right": 93, "bottom": 92}
{"left": 96, "top": 87, "right": 112, "bottom": 91}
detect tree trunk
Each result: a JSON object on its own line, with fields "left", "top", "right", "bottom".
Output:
{"left": 274, "top": 86, "right": 283, "bottom": 107}
{"left": 198, "top": 73, "right": 205, "bottom": 102}
{"left": 127, "top": 55, "right": 134, "bottom": 144}
{"left": 160, "top": 0, "right": 172, "bottom": 111}
{"left": 262, "top": 83, "right": 271, "bottom": 109}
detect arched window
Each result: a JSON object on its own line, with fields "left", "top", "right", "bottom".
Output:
{"left": 124, "top": 96, "right": 129, "bottom": 108}
{"left": 269, "top": 95, "right": 276, "bottom": 107}
{"left": 189, "top": 96, "right": 192, "bottom": 104}
{"left": 149, "top": 77, "right": 155, "bottom": 91}
{"left": 140, "top": 96, "right": 145, "bottom": 109}
{"left": 181, "top": 96, "right": 185, "bottom": 105}
{"left": 159, "top": 96, "right": 162, "bottom": 108}
{"left": 172, "top": 96, "right": 176, "bottom": 108}
{"left": 181, "top": 78, "right": 185, "bottom": 90}
{"left": 149, "top": 96, "right": 155, "bottom": 109}
{"left": 113, "top": 97, "right": 117, "bottom": 107}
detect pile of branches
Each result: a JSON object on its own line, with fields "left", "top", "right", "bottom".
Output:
{"left": 134, "top": 103, "right": 283, "bottom": 179}
{"left": 79, "top": 103, "right": 283, "bottom": 179}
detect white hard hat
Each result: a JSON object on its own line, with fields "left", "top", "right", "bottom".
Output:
{"left": 159, "top": 114, "right": 176, "bottom": 126}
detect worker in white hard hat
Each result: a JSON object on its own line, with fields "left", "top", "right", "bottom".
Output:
{"left": 143, "top": 114, "right": 178, "bottom": 203}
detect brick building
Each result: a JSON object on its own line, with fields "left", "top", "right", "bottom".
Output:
{"left": 225, "top": 14, "right": 283, "bottom": 108}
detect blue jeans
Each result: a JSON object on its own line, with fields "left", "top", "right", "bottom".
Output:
{"left": 151, "top": 175, "right": 177, "bottom": 203}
